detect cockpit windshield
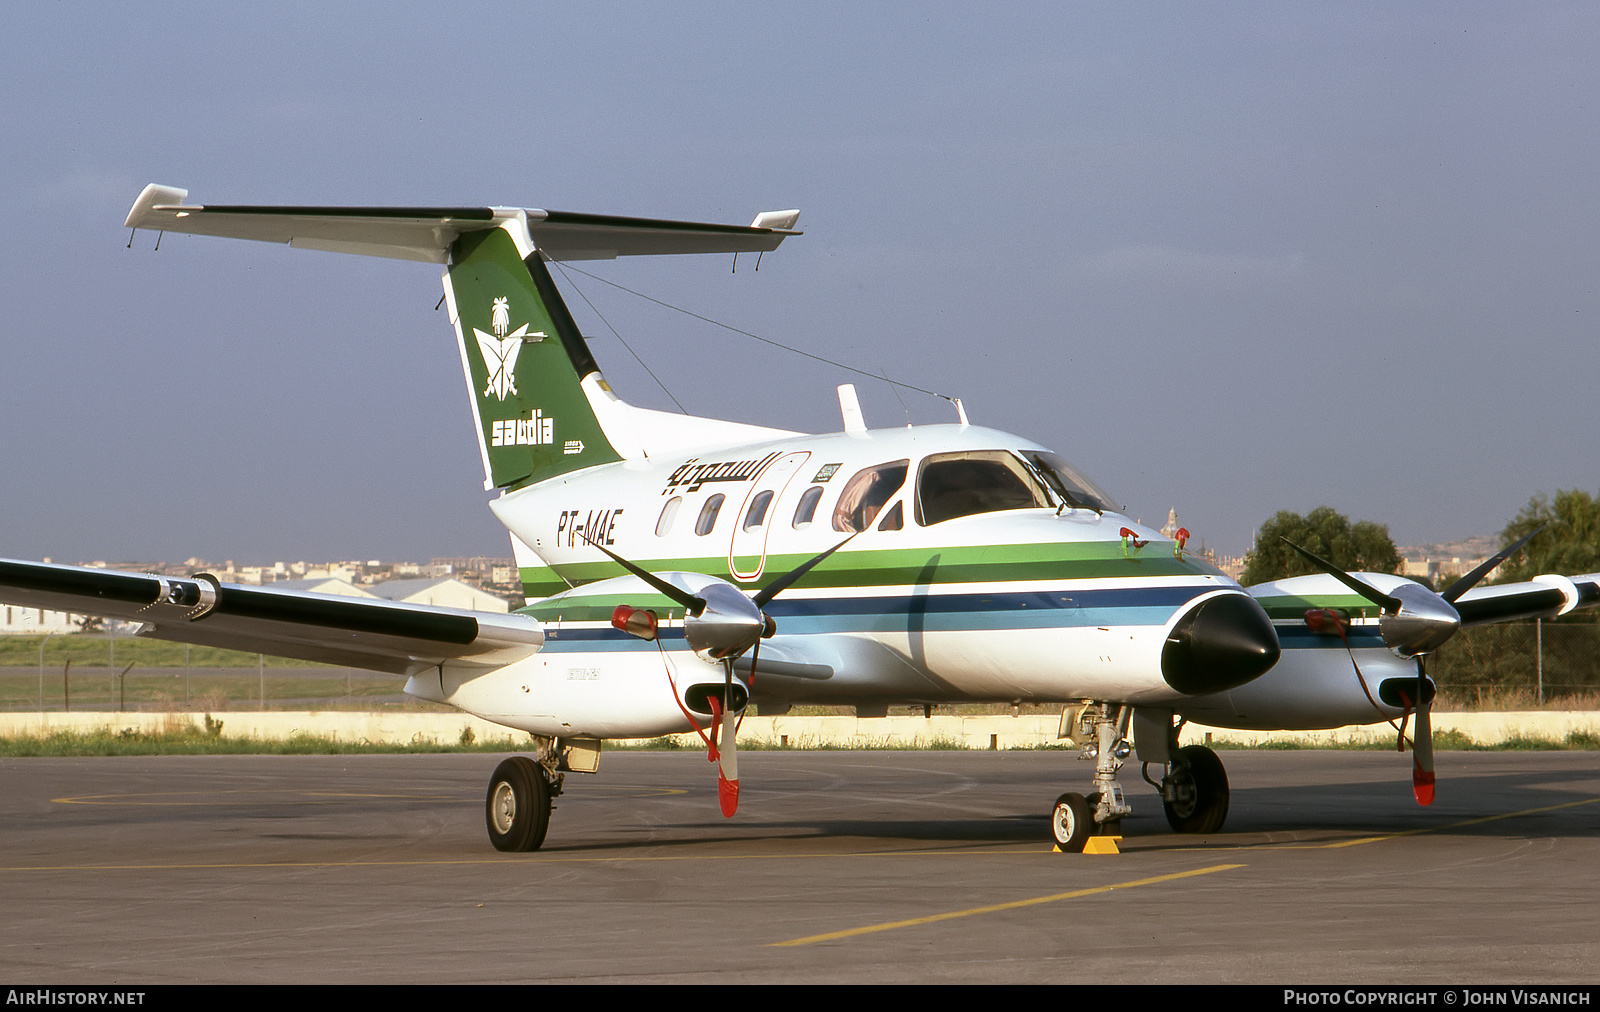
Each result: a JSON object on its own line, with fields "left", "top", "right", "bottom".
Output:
{"left": 1020, "top": 450, "right": 1114, "bottom": 514}
{"left": 916, "top": 451, "right": 1052, "bottom": 525}
{"left": 915, "top": 449, "right": 1115, "bottom": 525}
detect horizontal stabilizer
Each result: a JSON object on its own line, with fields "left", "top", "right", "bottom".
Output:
{"left": 0, "top": 559, "right": 543, "bottom": 675}
{"left": 126, "top": 185, "right": 801, "bottom": 263}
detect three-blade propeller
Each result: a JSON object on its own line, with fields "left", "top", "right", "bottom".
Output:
{"left": 1280, "top": 527, "right": 1543, "bottom": 805}
{"left": 586, "top": 531, "right": 859, "bottom": 816}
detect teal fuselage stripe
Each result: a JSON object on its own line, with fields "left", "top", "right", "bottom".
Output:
{"left": 537, "top": 584, "right": 1221, "bottom": 652}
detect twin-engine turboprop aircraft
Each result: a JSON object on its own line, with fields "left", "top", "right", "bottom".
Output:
{"left": 2, "top": 184, "right": 1597, "bottom": 853}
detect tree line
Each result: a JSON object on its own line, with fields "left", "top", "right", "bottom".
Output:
{"left": 1238, "top": 489, "right": 1600, "bottom": 703}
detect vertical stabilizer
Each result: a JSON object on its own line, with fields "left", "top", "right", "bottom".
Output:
{"left": 446, "top": 219, "right": 624, "bottom": 489}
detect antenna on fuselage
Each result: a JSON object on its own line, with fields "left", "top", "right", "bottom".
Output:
{"left": 838, "top": 384, "right": 868, "bottom": 436}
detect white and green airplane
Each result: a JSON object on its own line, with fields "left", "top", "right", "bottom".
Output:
{"left": 2, "top": 184, "right": 1595, "bottom": 853}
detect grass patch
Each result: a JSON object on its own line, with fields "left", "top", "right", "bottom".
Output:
{"left": 749, "top": 734, "right": 971, "bottom": 751}
{"left": 1434, "top": 689, "right": 1600, "bottom": 713}
{"left": 0, "top": 635, "right": 333, "bottom": 668}
{"left": 1208, "top": 736, "right": 1387, "bottom": 751}
{"left": 1207, "top": 727, "right": 1600, "bottom": 752}
{"left": 0, "top": 725, "right": 532, "bottom": 757}
{"left": 612, "top": 734, "right": 972, "bottom": 751}
{"left": 0, "top": 669, "right": 452, "bottom": 712}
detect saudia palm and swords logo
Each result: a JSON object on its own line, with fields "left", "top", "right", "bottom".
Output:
{"left": 475, "top": 297, "right": 544, "bottom": 401}
{"left": 475, "top": 296, "right": 557, "bottom": 448}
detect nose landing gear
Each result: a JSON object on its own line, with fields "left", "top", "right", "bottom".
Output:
{"left": 1050, "top": 702, "right": 1133, "bottom": 852}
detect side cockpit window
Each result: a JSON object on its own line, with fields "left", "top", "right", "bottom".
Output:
{"left": 916, "top": 451, "right": 1052, "bottom": 526}
{"left": 832, "top": 460, "right": 909, "bottom": 532}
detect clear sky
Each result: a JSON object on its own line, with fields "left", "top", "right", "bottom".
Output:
{"left": 3, "top": 3, "right": 1597, "bottom": 566}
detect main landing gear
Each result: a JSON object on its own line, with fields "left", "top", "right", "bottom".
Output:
{"left": 1158, "top": 741, "right": 1229, "bottom": 834}
{"left": 485, "top": 738, "right": 567, "bottom": 852}
{"left": 1050, "top": 705, "right": 1230, "bottom": 851}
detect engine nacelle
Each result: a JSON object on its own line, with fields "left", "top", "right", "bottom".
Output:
{"left": 406, "top": 651, "right": 746, "bottom": 739}
{"left": 1175, "top": 633, "right": 1429, "bottom": 731}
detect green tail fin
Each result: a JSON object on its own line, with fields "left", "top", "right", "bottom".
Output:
{"left": 446, "top": 221, "right": 623, "bottom": 489}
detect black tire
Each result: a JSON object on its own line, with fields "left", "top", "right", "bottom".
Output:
{"left": 1162, "top": 744, "right": 1229, "bottom": 834}
{"left": 1050, "top": 792, "right": 1093, "bottom": 852}
{"left": 486, "top": 756, "right": 551, "bottom": 852}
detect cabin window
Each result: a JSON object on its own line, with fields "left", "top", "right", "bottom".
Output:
{"left": 916, "top": 450, "right": 1052, "bottom": 526}
{"left": 742, "top": 490, "right": 774, "bottom": 532}
{"left": 792, "top": 486, "right": 824, "bottom": 529}
{"left": 832, "top": 460, "right": 909, "bottom": 532}
{"left": 656, "top": 496, "right": 682, "bottom": 536}
{"left": 695, "top": 494, "right": 725, "bottom": 536}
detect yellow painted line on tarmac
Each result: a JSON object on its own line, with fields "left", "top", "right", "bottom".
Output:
{"left": 768, "top": 863, "right": 1246, "bottom": 947}
{"left": 0, "top": 845, "right": 1090, "bottom": 874}
{"left": 1155, "top": 794, "right": 1600, "bottom": 852}
{"left": 1316, "top": 795, "right": 1600, "bottom": 849}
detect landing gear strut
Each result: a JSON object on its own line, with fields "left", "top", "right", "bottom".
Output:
{"left": 485, "top": 739, "right": 566, "bottom": 852}
{"left": 1050, "top": 702, "right": 1134, "bottom": 852}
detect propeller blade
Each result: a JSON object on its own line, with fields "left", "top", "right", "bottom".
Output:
{"left": 1412, "top": 699, "right": 1435, "bottom": 806}
{"left": 1412, "top": 658, "right": 1435, "bottom": 805}
{"left": 752, "top": 531, "right": 860, "bottom": 609}
{"left": 1279, "top": 537, "right": 1403, "bottom": 612}
{"left": 582, "top": 534, "right": 706, "bottom": 615}
{"left": 718, "top": 657, "right": 740, "bottom": 816}
{"left": 1439, "top": 525, "right": 1546, "bottom": 603}
{"left": 717, "top": 707, "right": 740, "bottom": 817}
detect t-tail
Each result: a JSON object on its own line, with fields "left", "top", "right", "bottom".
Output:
{"left": 126, "top": 185, "right": 802, "bottom": 495}
{"left": 446, "top": 219, "right": 624, "bottom": 489}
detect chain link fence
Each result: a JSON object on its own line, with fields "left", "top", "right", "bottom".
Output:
{"left": 1429, "top": 620, "right": 1600, "bottom": 707}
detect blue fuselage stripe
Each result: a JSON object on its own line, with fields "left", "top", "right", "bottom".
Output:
{"left": 542, "top": 585, "right": 1219, "bottom": 650}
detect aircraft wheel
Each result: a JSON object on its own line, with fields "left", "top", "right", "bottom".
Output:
{"left": 486, "top": 756, "right": 551, "bottom": 852}
{"left": 1162, "top": 745, "right": 1229, "bottom": 834}
{"left": 1050, "top": 792, "right": 1093, "bottom": 852}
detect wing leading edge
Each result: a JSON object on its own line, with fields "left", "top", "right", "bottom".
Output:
{"left": 0, "top": 559, "right": 543, "bottom": 676}
{"left": 125, "top": 184, "right": 801, "bottom": 264}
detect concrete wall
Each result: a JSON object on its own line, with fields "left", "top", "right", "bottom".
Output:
{"left": 2, "top": 710, "right": 1597, "bottom": 749}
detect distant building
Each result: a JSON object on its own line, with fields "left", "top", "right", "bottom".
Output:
{"left": 267, "top": 578, "right": 379, "bottom": 599}
{"left": 1, "top": 605, "right": 79, "bottom": 635}
{"left": 369, "top": 577, "right": 509, "bottom": 613}
{"left": 1398, "top": 536, "right": 1501, "bottom": 585}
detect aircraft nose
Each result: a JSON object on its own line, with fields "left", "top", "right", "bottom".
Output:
{"left": 1161, "top": 593, "right": 1281, "bottom": 695}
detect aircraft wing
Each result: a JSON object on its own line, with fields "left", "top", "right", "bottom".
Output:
{"left": 1452, "top": 573, "right": 1600, "bottom": 625}
{"left": 1250, "top": 570, "right": 1600, "bottom": 627}
{"left": 125, "top": 184, "right": 801, "bottom": 264}
{"left": 0, "top": 559, "right": 543, "bottom": 676}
